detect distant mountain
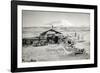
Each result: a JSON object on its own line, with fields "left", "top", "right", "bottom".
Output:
{"left": 49, "top": 20, "right": 73, "bottom": 27}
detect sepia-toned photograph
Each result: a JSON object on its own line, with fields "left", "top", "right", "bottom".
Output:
{"left": 22, "top": 10, "right": 90, "bottom": 62}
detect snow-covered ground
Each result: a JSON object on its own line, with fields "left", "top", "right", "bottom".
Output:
{"left": 22, "top": 42, "right": 90, "bottom": 62}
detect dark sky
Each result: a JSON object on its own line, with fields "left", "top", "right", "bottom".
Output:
{"left": 22, "top": 10, "right": 90, "bottom": 27}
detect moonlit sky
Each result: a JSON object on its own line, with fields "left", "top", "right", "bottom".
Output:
{"left": 22, "top": 10, "right": 90, "bottom": 27}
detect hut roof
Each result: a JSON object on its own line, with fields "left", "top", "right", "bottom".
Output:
{"left": 40, "top": 29, "right": 62, "bottom": 36}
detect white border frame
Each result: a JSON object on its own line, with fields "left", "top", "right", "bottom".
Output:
{"left": 17, "top": 5, "right": 94, "bottom": 68}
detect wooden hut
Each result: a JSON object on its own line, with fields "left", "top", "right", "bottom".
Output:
{"left": 39, "top": 28, "right": 63, "bottom": 44}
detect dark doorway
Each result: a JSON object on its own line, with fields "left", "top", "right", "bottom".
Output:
{"left": 54, "top": 36, "right": 58, "bottom": 44}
